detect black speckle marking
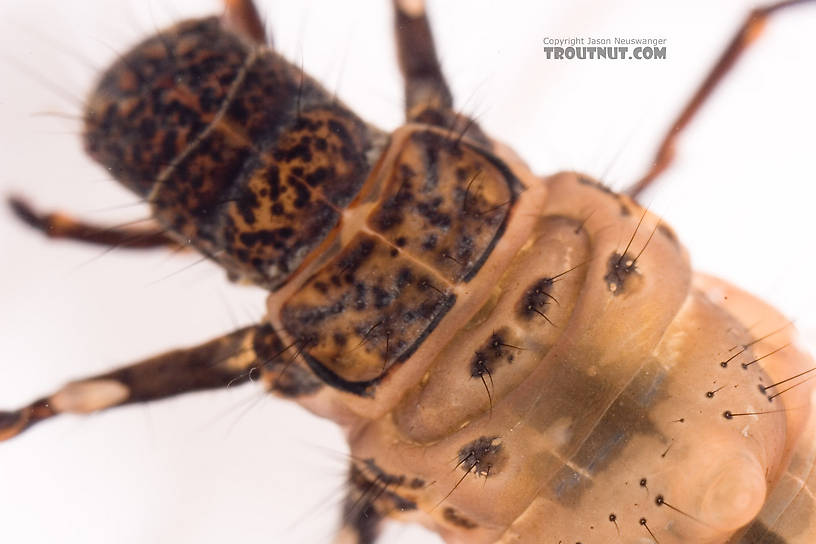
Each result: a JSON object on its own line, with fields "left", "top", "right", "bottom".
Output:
{"left": 337, "top": 237, "right": 376, "bottom": 277}
{"left": 267, "top": 362, "right": 324, "bottom": 397}
{"left": 396, "top": 267, "right": 413, "bottom": 289}
{"left": 347, "top": 463, "right": 417, "bottom": 522}
{"left": 604, "top": 251, "right": 637, "bottom": 295}
{"left": 416, "top": 198, "right": 451, "bottom": 228}
{"left": 313, "top": 281, "right": 328, "bottom": 294}
{"left": 282, "top": 234, "right": 457, "bottom": 395}
{"left": 409, "top": 477, "right": 426, "bottom": 489}
{"left": 254, "top": 326, "right": 323, "bottom": 398}
{"left": 577, "top": 175, "right": 615, "bottom": 195}
{"left": 367, "top": 128, "right": 518, "bottom": 284}
{"left": 442, "top": 507, "right": 478, "bottom": 529}
{"left": 85, "top": 16, "right": 377, "bottom": 293}
{"left": 470, "top": 330, "right": 516, "bottom": 379}
{"left": 304, "top": 165, "right": 331, "bottom": 188}
{"left": 457, "top": 436, "right": 505, "bottom": 477}
{"left": 362, "top": 458, "right": 408, "bottom": 488}
{"left": 518, "top": 277, "right": 556, "bottom": 319}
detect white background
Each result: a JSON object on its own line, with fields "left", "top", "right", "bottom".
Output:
{"left": 1, "top": 1, "right": 815, "bottom": 543}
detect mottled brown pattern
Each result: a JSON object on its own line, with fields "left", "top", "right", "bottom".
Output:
{"left": 367, "top": 130, "right": 518, "bottom": 283}
{"left": 84, "top": 18, "right": 247, "bottom": 196}
{"left": 0, "top": 323, "right": 289, "bottom": 441}
{"left": 6, "top": 3, "right": 816, "bottom": 544}
{"left": 393, "top": 215, "right": 591, "bottom": 444}
{"left": 152, "top": 126, "right": 252, "bottom": 246}
{"left": 217, "top": 107, "right": 374, "bottom": 288}
{"left": 344, "top": 463, "right": 417, "bottom": 544}
{"left": 273, "top": 107, "right": 375, "bottom": 207}
{"left": 280, "top": 232, "right": 455, "bottom": 392}
{"left": 216, "top": 145, "right": 340, "bottom": 285}
{"left": 84, "top": 17, "right": 382, "bottom": 290}
{"left": 253, "top": 322, "right": 324, "bottom": 398}
{"left": 99, "top": 325, "right": 265, "bottom": 402}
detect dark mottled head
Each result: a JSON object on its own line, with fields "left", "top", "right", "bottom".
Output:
{"left": 83, "top": 17, "right": 385, "bottom": 290}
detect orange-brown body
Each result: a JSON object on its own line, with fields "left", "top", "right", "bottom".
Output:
{"left": 2, "top": 2, "right": 815, "bottom": 544}
{"left": 265, "top": 121, "right": 816, "bottom": 543}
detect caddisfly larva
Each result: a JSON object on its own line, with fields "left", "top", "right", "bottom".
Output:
{"left": 1, "top": 1, "right": 815, "bottom": 543}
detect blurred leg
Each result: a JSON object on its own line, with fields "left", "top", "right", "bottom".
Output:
{"left": 0, "top": 323, "right": 284, "bottom": 441}
{"left": 627, "top": 0, "right": 816, "bottom": 198}
{"left": 222, "top": 0, "right": 268, "bottom": 45}
{"left": 8, "top": 196, "right": 182, "bottom": 250}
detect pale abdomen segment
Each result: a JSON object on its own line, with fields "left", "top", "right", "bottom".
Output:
{"left": 337, "top": 171, "right": 815, "bottom": 543}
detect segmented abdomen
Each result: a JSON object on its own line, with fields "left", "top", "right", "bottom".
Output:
{"left": 268, "top": 129, "right": 815, "bottom": 543}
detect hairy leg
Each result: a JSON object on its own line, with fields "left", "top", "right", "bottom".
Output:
{"left": 8, "top": 196, "right": 182, "bottom": 250}
{"left": 0, "top": 323, "right": 286, "bottom": 441}
{"left": 391, "top": 0, "right": 488, "bottom": 145}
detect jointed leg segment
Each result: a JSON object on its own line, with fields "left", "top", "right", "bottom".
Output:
{"left": 392, "top": 0, "right": 488, "bottom": 145}
{"left": 8, "top": 196, "right": 183, "bottom": 250}
{"left": 0, "top": 323, "right": 284, "bottom": 441}
{"left": 393, "top": 0, "right": 453, "bottom": 119}
{"left": 222, "top": 0, "right": 268, "bottom": 45}
{"left": 627, "top": 0, "right": 816, "bottom": 198}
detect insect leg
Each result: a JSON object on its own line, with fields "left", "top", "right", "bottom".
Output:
{"left": 626, "top": 0, "right": 816, "bottom": 198}
{"left": 336, "top": 463, "right": 395, "bottom": 544}
{"left": 392, "top": 0, "right": 488, "bottom": 145}
{"left": 336, "top": 490, "right": 385, "bottom": 544}
{"left": 221, "top": 0, "right": 268, "bottom": 45}
{"left": 0, "top": 323, "right": 283, "bottom": 442}
{"left": 8, "top": 196, "right": 183, "bottom": 250}
{"left": 392, "top": 0, "right": 453, "bottom": 120}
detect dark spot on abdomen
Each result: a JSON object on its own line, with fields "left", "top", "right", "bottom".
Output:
{"left": 604, "top": 251, "right": 638, "bottom": 295}
{"left": 442, "top": 507, "right": 478, "bottom": 529}
{"left": 739, "top": 520, "right": 790, "bottom": 544}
